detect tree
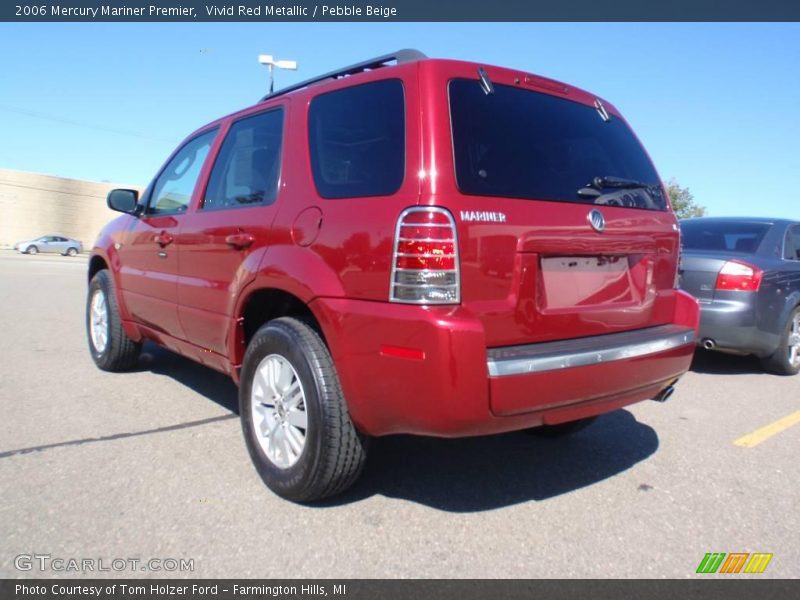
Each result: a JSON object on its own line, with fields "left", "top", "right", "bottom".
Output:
{"left": 665, "top": 178, "right": 706, "bottom": 219}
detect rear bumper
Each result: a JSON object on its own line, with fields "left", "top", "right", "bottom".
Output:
{"left": 697, "top": 298, "right": 777, "bottom": 356}
{"left": 487, "top": 325, "right": 694, "bottom": 417}
{"left": 311, "top": 290, "right": 699, "bottom": 437}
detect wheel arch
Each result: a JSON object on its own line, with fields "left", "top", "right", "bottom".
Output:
{"left": 88, "top": 254, "right": 108, "bottom": 283}
{"left": 778, "top": 289, "right": 800, "bottom": 332}
{"left": 231, "top": 286, "right": 328, "bottom": 377}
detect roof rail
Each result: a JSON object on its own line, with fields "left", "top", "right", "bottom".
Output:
{"left": 259, "top": 49, "right": 427, "bottom": 102}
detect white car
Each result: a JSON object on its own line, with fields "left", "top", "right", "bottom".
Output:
{"left": 14, "top": 235, "right": 83, "bottom": 256}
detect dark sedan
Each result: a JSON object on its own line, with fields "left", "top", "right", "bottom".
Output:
{"left": 679, "top": 217, "right": 800, "bottom": 375}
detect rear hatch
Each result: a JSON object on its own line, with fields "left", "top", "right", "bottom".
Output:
{"left": 442, "top": 75, "right": 679, "bottom": 348}
{"left": 678, "top": 219, "right": 771, "bottom": 301}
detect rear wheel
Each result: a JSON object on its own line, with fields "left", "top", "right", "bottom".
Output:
{"left": 762, "top": 307, "right": 800, "bottom": 376}
{"left": 526, "top": 416, "right": 597, "bottom": 438}
{"left": 66, "top": 247, "right": 78, "bottom": 257}
{"left": 86, "top": 270, "right": 141, "bottom": 371}
{"left": 26, "top": 245, "right": 38, "bottom": 255}
{"left": 239, "top": 317, "right": 368, "bottom": 502}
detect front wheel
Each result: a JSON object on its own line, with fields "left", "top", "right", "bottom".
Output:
{"left": 239, "top": 317, "right": 368, "bottom": 502}
{"left": 86, "top": 270, "right": 141, "bottom": 371}
{"left": 26, "top": 245, "right": 38, "bottom": 255}
{"left": 762, "top": 307, "right": 800, "bottom": 376}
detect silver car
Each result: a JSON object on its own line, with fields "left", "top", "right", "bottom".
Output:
{"left": 679, "top": 217, "right": 800, "bottom": 375}
{"left": 14, "top": 235, "right": 83, "bottom": 256}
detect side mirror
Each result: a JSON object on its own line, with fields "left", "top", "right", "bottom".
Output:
{"left": 107, "top": 189, "right": 139, "bottom": 214}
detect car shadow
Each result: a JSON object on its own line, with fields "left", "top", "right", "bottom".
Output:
{"left": 137, "top": 342, "right": 240, "bottom": 415}
{"left": 690, "top": 348, "right": 765, "bottom": 376}
{"left": 322, "top": 409, "right": 659, "bottom": 512}
{"left": 133, "top": 344, "right": 659, "bottom": 512}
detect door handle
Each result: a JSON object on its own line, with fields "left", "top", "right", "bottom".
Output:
{"left": 155, "top": 231, "right": 174, "bottom": 247}
{"left": 225, "top": 232, "right": 255, "bottom": 249}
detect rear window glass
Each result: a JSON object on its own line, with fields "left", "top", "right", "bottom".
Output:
{"left": 308, "top": 79, "right": 405, "bottom": 199}
{"left": 679, "top": 220, "right": 771, "bottom": 254}
{"left": 449, "top": 79, "right": 665, "bottom": 210}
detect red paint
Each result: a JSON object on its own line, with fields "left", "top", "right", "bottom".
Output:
{"left": 92, "top": 56, "right": 699, "bottom": 437}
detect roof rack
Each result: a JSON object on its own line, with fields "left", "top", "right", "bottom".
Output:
{"left": 259, "top": 49, "right": 427, "bottom": 102}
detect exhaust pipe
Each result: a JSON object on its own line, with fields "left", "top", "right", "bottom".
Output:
{"left": 653, "top": 385, "right": 675, "bottom": 403}
{"left": 702, "top": 338, "right": 716, "bottom": 350}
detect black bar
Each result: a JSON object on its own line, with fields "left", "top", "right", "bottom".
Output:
{"left": 3, "top": 1, "right": 800, "bottom": 22}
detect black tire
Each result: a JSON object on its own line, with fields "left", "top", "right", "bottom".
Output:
{"left": 86, "top": 270, "right": 142, "bottom": 371}
{"left": 526, "top": 416, "right": 597, "bottom": 438}
{"left": 761, "top": 306, "right": 800, "bottom": 376}
{"left": 239, "top": 317, "right": 368, "bottom": 502}
{"left": 66, "top": 247, "right": 78, "bottom": 257}
{"left": 27, "top": 245, "right": 38, "bottom": 255}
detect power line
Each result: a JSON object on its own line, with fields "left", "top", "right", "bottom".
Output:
{"left": 0, "top": 105, "right": 180, "bottom": 144}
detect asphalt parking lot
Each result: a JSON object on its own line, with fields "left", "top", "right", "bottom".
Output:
{"left": 0, "top": 250, "right": 797, "bottom": 579}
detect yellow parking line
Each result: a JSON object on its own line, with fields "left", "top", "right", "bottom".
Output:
{"left": 734, "top": 410, "right": 800, "bottom": 448}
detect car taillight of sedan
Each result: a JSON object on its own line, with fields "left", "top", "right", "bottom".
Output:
{"left": 715, "top": 260, "right": 763, "bottom": 292}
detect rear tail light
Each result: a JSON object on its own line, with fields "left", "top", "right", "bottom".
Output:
{"left": 715, "top": 260, "right": 763, "bottom": 292}
{"left": 390, "top": 207, "right": 460, "bottom": 304}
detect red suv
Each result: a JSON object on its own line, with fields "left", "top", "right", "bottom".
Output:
{"left": 87, "top": 50, "right": 699, "bottom": 501}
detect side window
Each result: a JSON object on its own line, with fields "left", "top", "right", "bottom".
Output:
{"left": 785, "top": 226, "right": 800, "bottom": 261}
{"left": 203, "top": 109, "right": 284, "bottom": 210}
{"left": 148, "top": 130, "right": 216, "bottom": 215}
{"left": 308, "top": 79, "right": 405, "bottom": 199}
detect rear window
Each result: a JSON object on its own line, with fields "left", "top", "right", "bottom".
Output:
{"left": 449, "top": 79, "right": 665, "bottom": 210}
{"left": 679, "top": 220, "right": 771, "bottom": 254}
{"left": 308, "top": 79, "right": 405, "bottom": 199}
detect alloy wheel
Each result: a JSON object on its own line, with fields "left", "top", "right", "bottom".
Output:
{"left": 89, "top": 289, "right": 109, "bottom": 353}
{"left": 250, "top": 354, "right": 308, "bottom": 469}
{"left": 789, "top": 312, "right": 800, "bottom": 368}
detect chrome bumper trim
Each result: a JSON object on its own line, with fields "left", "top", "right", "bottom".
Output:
{"left": 487, "top": 325, "right": 696, "bottom": 377}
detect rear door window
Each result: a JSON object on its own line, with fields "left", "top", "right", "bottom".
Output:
{"left": 680, "top": 220, "right": 771, "bottom": 254}
{"left": 785, "top": 225, "right": 800, "bottom": 261}
{"left": 449, "top": 79, "right": 665, "bottom": 210}
{"left": 203, "top": 109, "right": 284, "bottom": 210}
{"left": 308, "top": 79, "right": 405, "bottom": 199}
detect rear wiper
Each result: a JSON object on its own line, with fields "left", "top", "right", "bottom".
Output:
{"left": 590, "top": 175, "right": 651, "bottom": 190}
{"left": 577, "top": 176, "right": 653, "bottom": 199}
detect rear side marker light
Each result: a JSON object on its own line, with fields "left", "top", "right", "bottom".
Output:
{"left": 715, "top": 260, "right": 763, "bottom": 292}
{"left": 390, "top": 207, "right": 461, "bottom": 304}
{"left": 379, "top": 345, "right": 426, "bottom": 360}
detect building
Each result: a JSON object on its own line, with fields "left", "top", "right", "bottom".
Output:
{"left": 0, "top": 169, "right": 141, "bottom": 251}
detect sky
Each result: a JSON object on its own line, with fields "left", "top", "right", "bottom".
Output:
{"left": 0, "top": 22, "right": 798, "bottom": 219}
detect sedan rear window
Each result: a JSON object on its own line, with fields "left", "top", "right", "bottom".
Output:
{"left": 449, "top": 79, "right": 665, "bottom": 210}
{"left": 680, "top": 220, "right": 771, "bottom": 254}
